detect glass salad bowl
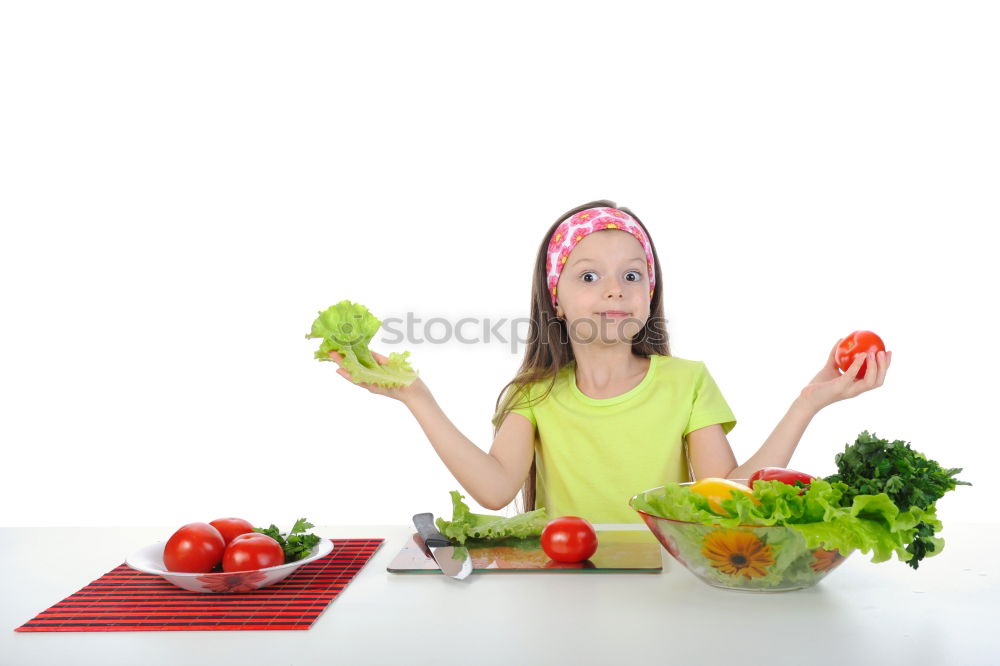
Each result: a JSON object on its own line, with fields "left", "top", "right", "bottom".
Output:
{"left": 630, "top": 483, "right": 851, "bottom": 592}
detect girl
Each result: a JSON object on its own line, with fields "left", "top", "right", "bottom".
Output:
{"left": 327, "top": 200, "right": 892, "bottom": 524}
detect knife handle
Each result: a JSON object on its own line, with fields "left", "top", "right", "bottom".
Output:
{"left": 413, "top": 513, "right": 452, "bottom": 548}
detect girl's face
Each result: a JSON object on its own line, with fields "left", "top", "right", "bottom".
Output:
{"left": 555, "top": 230, "right": 650, "bottom": 346}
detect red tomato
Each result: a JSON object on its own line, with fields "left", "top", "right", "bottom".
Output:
{"left": 209, "top": 517, "right": 255, "bottom": 545}
{"left": 540, "top": 517, "right": 599, "bottom": 563}
{"left": 835, "top": 330, "right": 885, "bottom": 380}
{"left": 163, "top": 522, "right": 226, "bottom": 573}
{"left": 749, "top": 467, "right": 814, "bottom": 487}
{"left": 222, "top": 532, "right": 285, "bottom": 572}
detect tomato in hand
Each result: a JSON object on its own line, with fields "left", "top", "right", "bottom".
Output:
{"left": 540, "top": 517, "right": 599, "bottom": 563}
{"left": 835, "top": 330, "right": 885, "bottom": 380}
{"left": 222, "top": 532, "right": 285, "bottom": 572}
{"left": 749, "top": 467, "right": 814, "bottom": 487}
{"left": 163, "top": 522, "right": 226, "bottom": 573}
{"left": 689, "top": 478, "right": 759, "bottom": 515}
{"left": 209, "top": 517, "right": 255, "bottom": 545}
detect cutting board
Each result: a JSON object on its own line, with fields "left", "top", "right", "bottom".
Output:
{"left": 387, "top": 529, "right": 662, "bottom": 574}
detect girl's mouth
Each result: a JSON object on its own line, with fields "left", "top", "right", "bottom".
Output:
{"left": 598, "top": 311, "right": 630, "bottom": 318}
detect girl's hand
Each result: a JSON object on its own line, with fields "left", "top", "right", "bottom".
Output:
{"left": 328, "top": 350, "right": 431, "bottom": 407}
{"left": 799, "top": 339, "right": 892, "bottom": 411}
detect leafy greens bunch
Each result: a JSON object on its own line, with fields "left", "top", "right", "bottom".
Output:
{"left": 253, "top": 518, "right": 322, "bottom": 563}
{"left": 307, "top": 300, "right": 418, "bottom": 388}
{"left": 824, "top": 430, "right": 970, "bottom": 568}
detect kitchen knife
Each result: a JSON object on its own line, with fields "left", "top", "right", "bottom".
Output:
{"left": 413, "top": 513, "right": 473, "bottom": 580}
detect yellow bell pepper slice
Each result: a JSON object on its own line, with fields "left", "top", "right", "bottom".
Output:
{"left": 690, "top": 477, "right": 759, "bottom": 515}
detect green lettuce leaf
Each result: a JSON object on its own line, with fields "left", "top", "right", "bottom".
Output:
{"left": 306, "top": 300, "right": 418, "bottom": 388}
{"left": 435, "top": 491, "right": 551, "bottom": 545}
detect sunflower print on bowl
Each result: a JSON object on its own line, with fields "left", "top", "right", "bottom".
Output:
{"left": 196, "top": 570, "right": 268, "bottom": 593}
{"left": 810, "top": 547, "right": 847, "bottom": 573}
{"left": 702, "top": 529, "right": 775, "bottom": 579}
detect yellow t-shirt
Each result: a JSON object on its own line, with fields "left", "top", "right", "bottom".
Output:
{"left": 508, "top": 354, "right": 736, "bottom": 524}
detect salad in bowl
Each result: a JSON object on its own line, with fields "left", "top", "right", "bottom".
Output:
{"left": 631, "top": 431, "right": 969, "bottom": 591}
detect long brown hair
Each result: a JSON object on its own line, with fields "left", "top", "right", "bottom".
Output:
{"left": 490, "top": 199, "right": 671, "bottom": 513}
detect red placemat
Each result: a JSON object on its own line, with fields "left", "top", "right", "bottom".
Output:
{"left": 15, "top": 538, "right": 383, "bottom": 632}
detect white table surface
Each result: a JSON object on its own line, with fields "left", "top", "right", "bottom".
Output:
{"left": 2, "top": 523, "right": 997, "bottom": 666}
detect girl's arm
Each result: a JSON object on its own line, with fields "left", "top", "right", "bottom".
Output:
{"left": 688, "top": 396, "right": 818, "bottom": 479}
{"left": 328, "top": 350, "right": 535, "bottom": 510}
{"left": 402, "top": 390, "right": 535, "bottom": 510}
{"left": 688, "top": 347, "right": 892, "bottom": 480}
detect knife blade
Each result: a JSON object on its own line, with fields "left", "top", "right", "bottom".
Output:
{"left": 413, "top": 513, "right": 473, "bottom": 580}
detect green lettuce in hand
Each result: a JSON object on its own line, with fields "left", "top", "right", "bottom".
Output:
{"left": 306, "top": 300, "right": 418, "bottom": 388}
{"left": 435, "top": 491, "right": 551, "bottom": 545}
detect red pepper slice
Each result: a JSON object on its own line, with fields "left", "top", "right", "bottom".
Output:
{"left": 749, "top": 467, "right": 815, "bottom": 488}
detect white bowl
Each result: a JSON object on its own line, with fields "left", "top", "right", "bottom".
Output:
{"left": 126, "top": 538, "right": 334, "bottom": 593}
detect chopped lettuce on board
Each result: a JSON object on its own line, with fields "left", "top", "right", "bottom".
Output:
{"left": 435, "top": 491, "right": 550, "bottom": 545}
{"left": 306, "top": 300, "right": 418, "bottom": 388}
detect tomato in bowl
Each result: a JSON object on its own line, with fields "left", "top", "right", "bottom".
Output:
{"left": 126, "top": 538, "right": 334, "bottom": 593}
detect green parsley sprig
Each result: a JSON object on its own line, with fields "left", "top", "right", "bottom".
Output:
{"left": 253, "top": 518, "right": 322, "bottom": 563}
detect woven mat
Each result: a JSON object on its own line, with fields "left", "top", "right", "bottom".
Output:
{"left": 15, "top": 538, "right": 383, "bottom": 632}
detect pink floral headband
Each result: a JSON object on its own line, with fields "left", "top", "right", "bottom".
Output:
{"left": 546, "top": 207, "right": 656, "bottom": 308}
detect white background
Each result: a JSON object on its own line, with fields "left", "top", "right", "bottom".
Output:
{"left": 1, "top": 1, "right": 996, "bottom": 529}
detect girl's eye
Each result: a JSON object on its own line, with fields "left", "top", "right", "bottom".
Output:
{"left": 580, "top": 270, "right": 643, "bottom": 283}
